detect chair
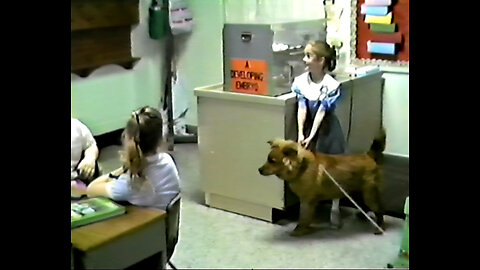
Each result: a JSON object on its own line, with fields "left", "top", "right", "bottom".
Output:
{"left": 165, "top": 193, "right": 181, "bottom": 270}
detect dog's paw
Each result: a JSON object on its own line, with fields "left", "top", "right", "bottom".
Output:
{"left": 290, "top": 225, "right": 314, "bottom": 237}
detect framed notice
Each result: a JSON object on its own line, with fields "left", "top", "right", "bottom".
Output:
{"left": 350, "top": 0, "right": 409, "bottom": 67}
{"left": 230, "top": 59, "right": 268, "bottom": 95}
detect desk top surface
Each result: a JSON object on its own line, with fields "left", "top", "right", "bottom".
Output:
{"left": 71, "top": 205, "right": 166, "bottom": 252}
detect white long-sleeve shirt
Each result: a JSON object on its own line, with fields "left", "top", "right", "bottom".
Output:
{"left": 71, "top": 118, "right": 96, "bottom": 179}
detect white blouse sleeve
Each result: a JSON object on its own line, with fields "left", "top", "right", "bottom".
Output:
{"left": 76, "top": 120, "right": 96, "bottom": 150}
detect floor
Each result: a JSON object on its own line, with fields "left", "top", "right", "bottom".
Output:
{"left": 98, "top": 143, "right": 406, "bottom": 269}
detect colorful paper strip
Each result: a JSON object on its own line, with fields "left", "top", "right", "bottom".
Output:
{"left": 367, "top": 41, "right": 396, "bottom": 55}
{"left": 361, "top": 4, "right": 389, "bottom": 16}
{"left": 365, "top": 0, "right": 391, "bottom": 6}
{"left": 370, "top": 23, "right": 396, "bottom": 33}
{"left": 365, "top": 12, "right": 392, "bottom": 24}
{"left": 371, "top": 32, "right": 402, "bottom": 43}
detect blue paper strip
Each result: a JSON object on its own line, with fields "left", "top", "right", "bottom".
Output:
{"left": 365, "top": 6, "right": 389, "bottom": 16}
{"left": 367, "top": 41, "right": 395, "bottom": 55}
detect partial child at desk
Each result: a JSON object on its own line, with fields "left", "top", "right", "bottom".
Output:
{"left": 71, "top": 118, "right": 99, "bottom": 198}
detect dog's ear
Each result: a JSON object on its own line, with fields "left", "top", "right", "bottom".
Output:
{"left": 268, "top": 139, "right": 280, "bottom": 149}
{"left": 282, "top": 144, "right": 298, "bottom": 157}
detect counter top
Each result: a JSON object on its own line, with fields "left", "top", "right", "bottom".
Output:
{"left": 194, "top": 72, "right": 382, "bottom": 105}
{"left": 194, "top": 83, "right": 296, "bottom": 106}
{"left": 333, "top": 71, "right": 383, "bottom": 84}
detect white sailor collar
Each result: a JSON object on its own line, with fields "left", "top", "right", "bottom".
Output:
{"left": 294, "top": 73, "right": 340, "bottom": 101}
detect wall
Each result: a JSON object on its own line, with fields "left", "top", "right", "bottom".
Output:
{"left": 71, "top": 0, "right": 165, "bottom": 136}
{"left": 172, "top": 0, "right": 224, "bottom": 126}
{"left": 381, "top": 69, "right": 409, "bottom": 157}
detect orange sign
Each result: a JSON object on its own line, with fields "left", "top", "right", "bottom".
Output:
{"left": 231, "top": 59, "right": 268, "bottom": 95}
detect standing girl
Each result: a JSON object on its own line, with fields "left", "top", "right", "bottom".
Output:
{"left": 292, "top": 40, "right": 346, "bottom": 154}
{"left": 292, "top": 41, "right": 346, "bottom": 228}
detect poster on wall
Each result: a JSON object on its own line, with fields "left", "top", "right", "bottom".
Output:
{"left": 351, "top": 0, "right": 409, "bottom": 67}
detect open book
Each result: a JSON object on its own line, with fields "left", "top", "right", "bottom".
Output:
{"left": 71, "top": 197, "right": 126, "bottom": 229}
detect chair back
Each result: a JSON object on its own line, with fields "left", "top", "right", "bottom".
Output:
{"left": 166, "top": 193, "right": 181, "bottom": 260}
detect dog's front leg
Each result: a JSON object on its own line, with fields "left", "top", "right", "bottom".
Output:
{"left": 291, "top": 200, "right": 316, "bottom": 236}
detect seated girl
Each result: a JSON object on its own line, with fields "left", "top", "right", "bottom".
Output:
{"left": 84, "top": 106, "right": 181, "bottom": 210}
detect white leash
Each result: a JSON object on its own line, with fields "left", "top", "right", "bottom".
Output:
{"left": 320, "top": 165, "right": 385, "bottom": 234}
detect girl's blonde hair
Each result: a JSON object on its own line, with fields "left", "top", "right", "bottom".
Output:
{"left": 307, "top": 41, "right": 337, "bottom": 72}
{"left": 120, "top": 106, "right": 163, "bottom": 177}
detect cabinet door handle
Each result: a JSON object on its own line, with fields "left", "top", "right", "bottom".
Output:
{"left": 241, "top": 32, "right": 252, "bottom": 42}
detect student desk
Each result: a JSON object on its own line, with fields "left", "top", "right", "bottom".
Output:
{"left": 71, "top": 205, "right": 167, "bottom": 269}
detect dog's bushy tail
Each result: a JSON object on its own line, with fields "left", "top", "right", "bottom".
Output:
{"left": 367, "top": 127, "right": 386, "bottom": 164}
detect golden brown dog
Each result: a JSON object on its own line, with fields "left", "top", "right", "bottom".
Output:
{"left": 258, "top": 129, "right": 386, "bottom": 236}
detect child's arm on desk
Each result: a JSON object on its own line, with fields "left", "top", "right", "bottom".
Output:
{"left": 86, "top": 173, "right": 113, "bottom": 198}
{"left": 87, "top": 167, "right": 131, "bottom": 200}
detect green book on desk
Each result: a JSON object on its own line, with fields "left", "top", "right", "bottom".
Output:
{"left": 71, "top": 197, "right": 126, "bottom": 229}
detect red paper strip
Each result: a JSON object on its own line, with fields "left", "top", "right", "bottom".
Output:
{"left": 370, "top": 32, "right": 402, "bottom": 44}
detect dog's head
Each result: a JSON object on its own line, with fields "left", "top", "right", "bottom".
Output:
{"left": 258, "top": 139, "right": 306, "bottom": 181}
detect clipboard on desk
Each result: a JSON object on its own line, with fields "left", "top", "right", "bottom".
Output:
{"left": 71, "top": 197, "right": 126, "bottom": 229}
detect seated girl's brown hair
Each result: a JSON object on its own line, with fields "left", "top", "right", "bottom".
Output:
{"left": 121, "top": 106, "right": 164, "bottom": 177}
